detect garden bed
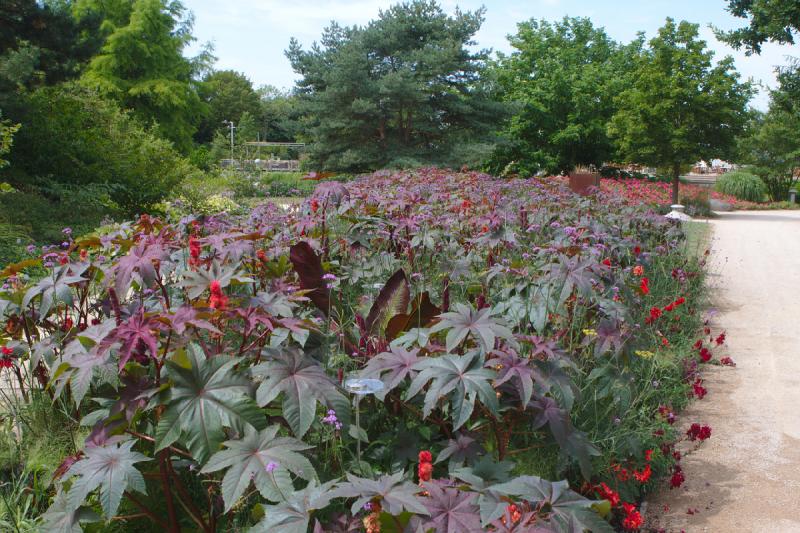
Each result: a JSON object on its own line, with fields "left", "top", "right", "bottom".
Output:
{"left": 0, "top": 168, "right": 725, "bottom": 531}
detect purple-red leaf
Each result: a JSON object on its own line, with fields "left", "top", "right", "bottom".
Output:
{"left": 289, "top": 241, "right": 330, "bottom": 314}
{"left": 365, "top": 269, "right": 410, "bottom": 335}
{"left": 385, "top": 291, "right": 440, "bottom": 340}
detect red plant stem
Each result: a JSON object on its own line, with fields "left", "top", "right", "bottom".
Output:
{"left": 108, "top": 287, "right": 123, "bottom": 326}
{"left": 155, "top": 271, "right": 172, "bottom": 311}
{"left": 124, "top": 491, "right": 169, "bottom": 529}
{"left": 158, "top": 451, "right": 181, "bottom": 533}
{"left": 167, "top": 457, "right": 212, "bottom": 533}
{"left": 126, "top": 430, "right": 194, "bottom": 460}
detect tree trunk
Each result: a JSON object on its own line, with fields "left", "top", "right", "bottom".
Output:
{"left": 671, "top": 163, "right": 681, "bottom": 205}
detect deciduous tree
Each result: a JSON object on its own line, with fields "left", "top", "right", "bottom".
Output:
{"left": 490, "top": 17, "right": 638, "bottom": 175}
{"left": 608, "top": 19, "right": 753, "bottom": 203}
{"left": 716, "top": 0, "right": 800, "bottom": 54}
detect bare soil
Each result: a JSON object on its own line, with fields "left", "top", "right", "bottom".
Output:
{"left": 647, "top": 211, "right": 800, "bottom": 532}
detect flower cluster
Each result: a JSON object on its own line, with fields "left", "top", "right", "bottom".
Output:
{"left": 209, "top": 280, "right": 228, "bottom": 310}
{"left": 0, "top": 346, "right": 14, "bottom": 369}
{"left": 417, "top": 450, "right": 433, "bottom": 484}
{"left": 321, "top": 409, "right": 342, "bottom": 430}
{"left": 686, "top": 423, "right": 712, "bottom": 441}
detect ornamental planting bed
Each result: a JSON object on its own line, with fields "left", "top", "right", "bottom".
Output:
{"left": 0, "top": 168, "right": 726, "bottom": 531}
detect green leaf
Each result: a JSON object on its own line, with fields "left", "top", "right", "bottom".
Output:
{"left": 158, "top": 345, "right": 266, "bottom": 463}
{"left": 405, "top": 352, "right": 498, "bottom": 430}
{"left": 40, "top": 490, "right": 101, "bottom": 533}
{"left": 430, "top": 303, "right": 515, "bottom": 353}
{"left": 64, "top": 440, "right": 149, "bottom": 519}
{"left": 22, "top": 266, "right": 85, "bottom": 317}
{"left": 251, "top": 480, "right": 339, "bottom": 533}
{"left": 489, "top": 476, "right": 613, "bottom": 532}
{"left": 253, "top": 347, "right": 348, "bottom": 438}
{"left": 201, "top": 426, "right": 315, "bottom": 511}
{"left": 333, "top": 471, "right": 429, "bottom": 516}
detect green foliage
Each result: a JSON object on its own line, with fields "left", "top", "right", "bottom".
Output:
{"left": 0, "top": 116, "right": 19, "bottom": 169}
{"left": 196, "top": 69, "right": 262, "bottom": 144}
{"left": 78, "top": 0, "right": 211, "bottom": 152}
{"left": 738, "top": 72, "right": 800, "bottom": 201}
{"left": 608, "top": 19, "right": 754, "bottom": 203}
{"left": 287, "top": 0, "right": 503, "bottom": 172}
{"left": 4, "top": 84, "right": 195, "bottom": 219}
{"left": 258, "top": 85, "right": 302, "bottom": 143}
{"left": 490, "top": 17, "right": 636, "bottom": 175}
{"left": 717, "top": 0, "right": 800, "bottom": 54}
{"left": 0, "top": 0, "right": 99, "bottom": 95}
{"left": 714, "top": 170, "right": 767, "bottom": 202}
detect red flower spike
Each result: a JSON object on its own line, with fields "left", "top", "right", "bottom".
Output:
{"left": 418, "top": 450, "right": 432, "bottom": 463}
{"left": 640, "top": 277, "right": 649, "bottom": 295}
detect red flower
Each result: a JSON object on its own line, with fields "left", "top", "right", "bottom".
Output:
{"left": 256, "top": 249, "right": 267, "bottom": 262}
{"left": 720, "top": 356, "right": 736, "bottom": 367}
{"left": 1, "top": 346, "right": 12, "bottom": 356}
{"left": 209, "top": 280, "right": 229, "bottom": 310}
{"left": 692, "top": 379, "right": 707, "bottom": 399}
{"left": 0, "top": 358, "right": 12, "bottom": 369}
{"left": 670, "top": 469, "right": 685, "bottom": 488}
{"left": 699, "top": 347, "right": 712, "bottom": 362}
{"left": 59, "top": 255, "right": 69, "bottom": 265}
{"left": 715, "top": 332, "right": 726, "bottom": 345}
{"left": 632, "top": 265, "right": 644, "bottom": 277}
{"left": 687, "top": 423, "right": 712, "bottom": 441}
{"left": 633, "top": 464, "right": 652, "bottom": 483}
{"left": 649, "top": 306, "right": 662, "bottom": 320}
{"left": 693, "top": 339, "right": 703, "bottom": 350}
{"left": 602, "top": 258, "right": 612, "bottom": 267}
{"left": 675, "top": 296, "right": 685, "bottom": 306}
{"left": 661, "top": 337, "right": 669, "bottom": 347}
{"left": 189, "top": 236, "right": 201, "bottom": 267}
{"left": 594, "top": 482, "right": 620, "bottom": 507}
{"left": 418, "top": 461, "right": 433, "bottom": 482}
{"left": 639, "top": 277, "right": 649, "bottom": 295}
{"left": 418, "top": 450, "right": 432, "bottom": 463}
{"left": 644, "top": 449, "right": 654, "bottom": 462}
{"left": 664, "top": 303, "right": 675, "bottom": 312}
{"left": 622, "top": 509, "right": 643, "bottom": 531}
{"left": 633, "top": 245, "right": 641, "bottom": 256}
{"left": 311, "top": 199, "right": 320, "bottom": 213}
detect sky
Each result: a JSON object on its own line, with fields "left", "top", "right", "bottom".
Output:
{"left": 184, "top": 0, "right": 799, "bottom": 110}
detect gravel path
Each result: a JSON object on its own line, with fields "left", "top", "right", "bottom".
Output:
{"left": 648, "top": 210, "right": 800, "bottom": 532}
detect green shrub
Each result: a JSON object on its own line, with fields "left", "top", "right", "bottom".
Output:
{"left": 714, "top": 171, "right": 766, "bottom": 202}
{"left": 4, "top": 84, "right": 195, "bottom": 215}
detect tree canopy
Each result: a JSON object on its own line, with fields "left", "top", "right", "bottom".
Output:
{"left": 286, "top": 0, "right": 502, "bottom": 172}
{"left": 608, "top": 19, "right": 753, "bottom": 203}
{"left": 717, "top": 0, "right": 800, "bottom": 54}
{"left": 78, "top": 0, "right": 211, "bottom": 152}
{"left": 490, "top": 17, "right": 638, "bottom": 175}
{"left": 196, "top": 69, "right": 261, "bottom": 144}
